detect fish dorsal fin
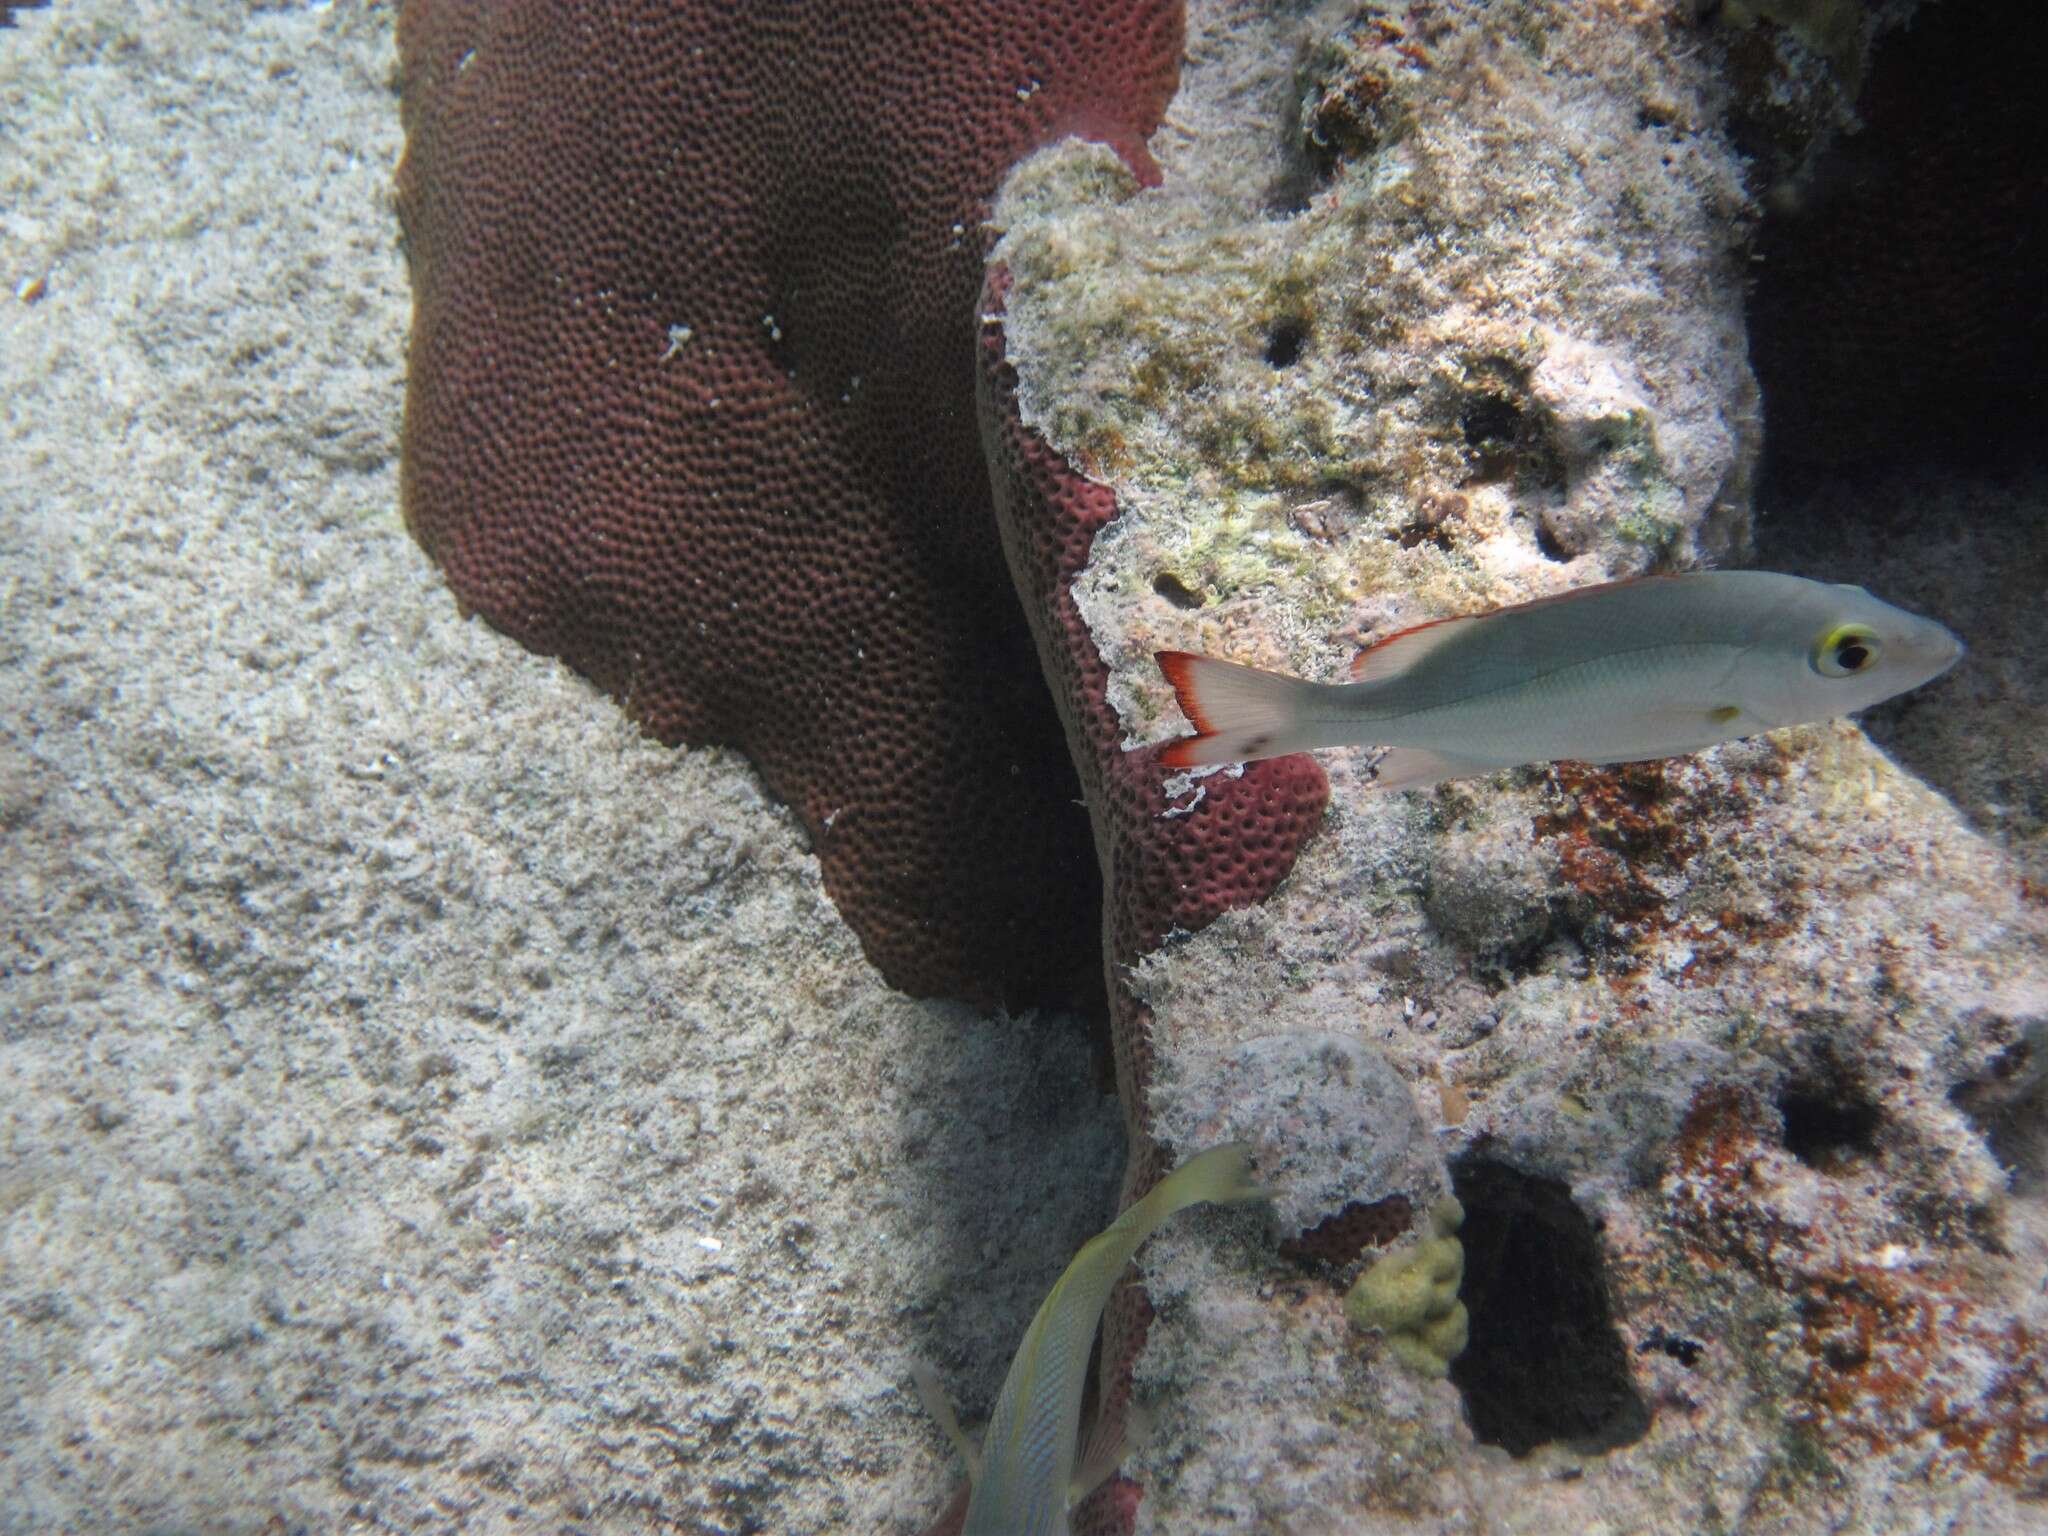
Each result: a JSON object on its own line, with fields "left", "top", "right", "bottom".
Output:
{"left": 1347, "top": 612, "right": 1480, "bottom": 683}
{"left": 1346, "top": 576, "right": 1676, "bottom": 683}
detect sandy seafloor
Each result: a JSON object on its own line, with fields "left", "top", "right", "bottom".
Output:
{"left": 0, "top": 5, "right": 1124, "bottom": 1532}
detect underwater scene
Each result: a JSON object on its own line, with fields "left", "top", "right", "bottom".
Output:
{"left": 2, "top": 1, "right": 2043, "bottom": 1531}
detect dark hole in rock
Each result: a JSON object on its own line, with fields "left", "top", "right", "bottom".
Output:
{"left": 1459, "top": 384, "right": 1565, "bottom": 490}
{"left": 1778, "top": 1083, "right": 1881, "bottom": 1174}
{"left": 1952, "top": 1035, "right": 2048, "bottom": 1199}
{"left": 1152, "top": 571, "right": 1204, "bottom": 610}
{"left": 1461, "top": 394, "right": 1523, "bottom": 459}
{"left": 1533, "top": 514, "right": 1572, "bottom": 562}
{"left": 1449, "top": 1156, "right": 1652, "bottom": 1457}
{"left": 1264, "top": 319, "right": 1308, "bottom": 369}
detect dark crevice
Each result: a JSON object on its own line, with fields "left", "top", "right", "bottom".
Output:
{"left": 1738, "top": 2, "right": 2048, "bottom": 874}
{"left": 1452, "top": 359, "right": 1564, "bottom": 493}
{"left": 1448, "top": 1157, "right": 1651, "bottom": 1458}
{"left": 1742, "top": 1, "right": 2048, "bottom": 489}
{"left": 1264, "top": 318, "right": 1308, "bottom": 369}
{"left": 1270, "top": 13, "right": 1405, "bottom": 211}
{"left": 1778, "top": 1082, "right": 1881, "bottom": 1174}
{"left": 1459, "top": 394, "right": 1526, "bottom": 482}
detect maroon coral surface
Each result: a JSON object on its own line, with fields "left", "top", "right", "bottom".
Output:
{"left": 977, "top": 269, "right": 1330, "bottom": 1128}
{"left": 395, "top": 0, "right": 1183, "bottom": 1003}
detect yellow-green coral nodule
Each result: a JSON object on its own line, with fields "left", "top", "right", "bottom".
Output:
{"left": 1345, "top": 1196, "right": 1469, "bottom": 1378}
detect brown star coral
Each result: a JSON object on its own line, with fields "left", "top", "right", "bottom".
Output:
{"left": 395, "top": 0, "right": 1188, "bottom": 1004}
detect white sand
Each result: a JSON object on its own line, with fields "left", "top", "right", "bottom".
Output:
{"left": 0, "top": 5, "right": 1118, "bottom": 1531}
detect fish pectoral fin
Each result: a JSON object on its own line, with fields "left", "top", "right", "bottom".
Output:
{"left": 908, "top": 1357, "right": 981, "bottom": 1482}
{"left": 1068, "top": 1399, "right": 1154, "bottom": 1506}
{"left": 1369, "top": 747, "right": 1499, "bottom": 791}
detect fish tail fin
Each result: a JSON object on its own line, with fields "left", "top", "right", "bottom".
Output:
{"left": 1106, "top": 1143, "right": 1269, "bottom": 1254}
{"left": 1155, "top": 651, "right": 1318, "bottom": 767}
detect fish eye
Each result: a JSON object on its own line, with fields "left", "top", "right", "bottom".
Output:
{"left": 1812, "top": 622, "right": 1881, "bottom": 678}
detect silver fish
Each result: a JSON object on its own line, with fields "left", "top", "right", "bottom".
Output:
{"left": 1156, "top": 571, "right": 1962, "bottom": 788}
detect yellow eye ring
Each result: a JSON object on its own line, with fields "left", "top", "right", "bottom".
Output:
{"left": 1812, "top": 623, "right": 1881, "bottom": 678}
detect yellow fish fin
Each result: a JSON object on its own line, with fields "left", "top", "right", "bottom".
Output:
{"left": 1068, "top": 1397, "right": 1153, "bottom": 1506}
{"left": 909, "top": 1357, "right": 981, "bottom": 1483}
{"left": 1133, "top": 1141, "right": 1267, "bottom": 1220}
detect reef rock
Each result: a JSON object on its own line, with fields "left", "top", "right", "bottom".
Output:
{"left": 986, "top": 0, "right": 2048, "bottom": 1529}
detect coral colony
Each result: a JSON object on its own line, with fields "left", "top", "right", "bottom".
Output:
{"left": 394, "top": 2, "right": 2046, "bottom": 1529}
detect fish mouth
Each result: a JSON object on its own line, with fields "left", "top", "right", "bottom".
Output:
{"left": 1927, "top": 625, "right": 1966, "bottom": 678}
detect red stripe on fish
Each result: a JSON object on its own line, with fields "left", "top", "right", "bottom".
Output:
{"left": 1155, "top": 650, "right": 1216, "bottom": 733}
